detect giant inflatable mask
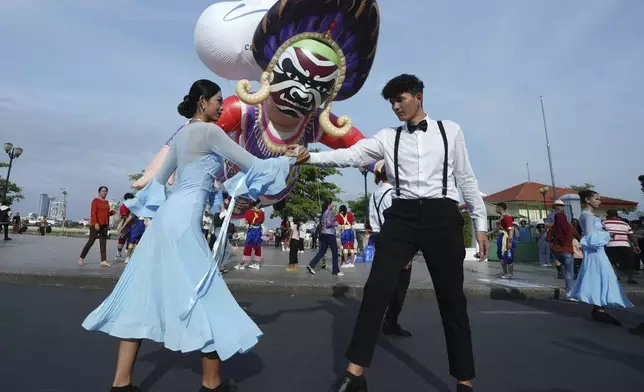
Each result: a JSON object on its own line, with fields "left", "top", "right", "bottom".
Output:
{"left": 135, "top": 0, "right": 380, "bottom": 218}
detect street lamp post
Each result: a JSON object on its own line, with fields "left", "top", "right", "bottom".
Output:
{"left": 538, "top": 185, "right": 550, "bottom": 218}
{"left": 61, "top": 188, "right": 68, "bottom": 235}
{"left": 2, "top": 142, "right": 24, "bottom": 202}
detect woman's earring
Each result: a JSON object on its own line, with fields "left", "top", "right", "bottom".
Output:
{"left": 201, "top": 106, "right": 206, "bottom": 112}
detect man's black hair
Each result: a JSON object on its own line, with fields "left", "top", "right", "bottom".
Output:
{"left": 497, "top": 202, "right": 508, "bottom": 211}
{"left": 381, "top": 74, "right": 424, "bottom": 100}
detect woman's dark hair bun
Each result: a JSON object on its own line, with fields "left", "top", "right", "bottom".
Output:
{"left": 177, "top": 94, "right": 197, "bottom": 119}
{"left": 177, "top": 79, "right": 222, "bottom": 119}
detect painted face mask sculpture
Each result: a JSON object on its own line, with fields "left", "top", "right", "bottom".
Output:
{"left": 134, "top": 0, "right": 380, "bottom": 218}
{"left": 269, "top": 42, "right": 339, "bottom": 118}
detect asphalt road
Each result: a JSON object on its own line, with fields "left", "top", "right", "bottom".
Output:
{"left": 2, "top": 283, "right": 644, "bottom": 392}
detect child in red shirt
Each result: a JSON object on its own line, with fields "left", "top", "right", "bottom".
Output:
{"left": 495, "top": 203, "right": 516, "bottom": 279}
{"left": 115, "top": 193, "right": 135, "bottom": 260}
{"left": 336, "top": 205, "right": 356, "bottom": 267}
{"left": 238, "top": 201, "right": 264, "bottom": 270}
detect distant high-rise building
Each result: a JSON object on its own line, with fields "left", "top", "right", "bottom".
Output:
{"left": 37, "top": 194, "right": 50, "bottom": 217}
{"left": 48, "top": 199, "right": 66, "bottom": 222}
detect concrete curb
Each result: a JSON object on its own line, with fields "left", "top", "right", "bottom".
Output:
{"left": 4, "top": 271, "right": 644, "bottom": 304}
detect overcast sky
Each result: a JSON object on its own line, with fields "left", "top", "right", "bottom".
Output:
{"left": 1, "top": 0, "right": 643, "bottom": 224}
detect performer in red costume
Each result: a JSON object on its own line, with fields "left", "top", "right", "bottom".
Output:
{"left": 238, "top": 201, "right": 265, "bottom": 270}
{"left": 336, "top": 205, "right": 356, "bottom": 267}
{"left": 133, "top": 0, "right": 380, "bottom": 219}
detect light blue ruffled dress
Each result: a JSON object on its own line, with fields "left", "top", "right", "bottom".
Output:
{"left": 82, "top": 122, "right": 293, "bottom": 360}
{"left": 568, "top": 210, "right": 633, "bottom": 308}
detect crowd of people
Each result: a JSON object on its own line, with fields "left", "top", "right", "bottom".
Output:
{"left": 0, "top": 202, "right": 50, "bottom": 240}
{"left": 494, "top": 191, "right": 643, "bottom": 329}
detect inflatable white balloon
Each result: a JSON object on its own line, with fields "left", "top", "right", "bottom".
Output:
{"left": 195, "top": 0, "right": 278, "bottom": 81}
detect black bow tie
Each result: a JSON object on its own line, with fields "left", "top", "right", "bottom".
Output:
{"left": 407, "top": 119, "right": 428, "bottom": 133}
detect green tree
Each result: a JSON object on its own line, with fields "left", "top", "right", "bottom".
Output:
{"left": 127, "top": 170, "right": 144, "bottom": 194}
{"left": 569, "top": 183, "right": 595, "bottom": 193}
{"left": 0, "top": 162, "right": 24, "bottom": 205}
{"left": 347, "top": 193, "right": 371, "bottom": 223}
{"left": 270, "top": 164, "right": 342, "bottom": 222}
{"left": 462, "top": 211, "right": 473, "bottom": 248}
{"left": 128, "top": 171, "right": 144, "bottom": 182}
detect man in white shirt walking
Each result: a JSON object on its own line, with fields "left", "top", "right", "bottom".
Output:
{"left": 287, "top": 74, "right": 489, "bottom": 392}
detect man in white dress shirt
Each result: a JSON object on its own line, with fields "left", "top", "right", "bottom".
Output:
{"left": 369, "top": 161, "right": 412, "bottom": 338}
{"left": 287, "top": 74, "right": 489, "bottom": 392}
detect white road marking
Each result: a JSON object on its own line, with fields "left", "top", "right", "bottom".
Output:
{"left": 478, "top": 310, "right": 553, "bottom": 315}
{"left": 477, "top": 278, "right": 556, "bottom": 289}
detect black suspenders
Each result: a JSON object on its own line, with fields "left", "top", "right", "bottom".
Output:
{"left": 393, "top": 120, "right": 449, "bottom": 198}
{"left": 373, "top": 188, "right": 393, "bottom": 228}
{"left": 437, "top": 120, "right": 449, "bottom": 198}
{"left": 393, "top": 126, "right": 403, "bottom": 196}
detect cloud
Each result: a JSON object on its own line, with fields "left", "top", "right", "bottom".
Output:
{"left": 2, "top": 0, "right": 643, "bottom": 221}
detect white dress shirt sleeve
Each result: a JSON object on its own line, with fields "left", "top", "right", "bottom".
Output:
{"left": 308, "top": 131, "right": 386, "bottom": 168}
{"left": 451, "top": 123, "right": 488, "bottom": 232}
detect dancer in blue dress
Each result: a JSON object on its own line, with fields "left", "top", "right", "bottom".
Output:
{"left": 568, "top": 190, "right": 633, "bottom": 325}
{"left": 82, "top": 80, "right": 293, "bottom": 392}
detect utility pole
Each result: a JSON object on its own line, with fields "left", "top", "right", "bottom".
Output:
{"left": 526, "top": 162, "right": 531, "bottom": 183}
{"left": 540, "top": 96, "right": 558, "bottom": 201}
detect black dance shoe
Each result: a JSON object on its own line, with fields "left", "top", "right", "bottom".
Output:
{"left": 199, "top": 384, "right": 238, "bottom": 392}
{"left": 329, "top": 371, "right": 368, "bottom": 392}
{"left": 111, "top": 385, "right": 142, "bottom": 392}
{"left": 382, "top": 323, "right": 412, "bottom": 338}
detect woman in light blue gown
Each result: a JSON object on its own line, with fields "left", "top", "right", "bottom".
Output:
{"left": 82, "top": 80, "right": 294, "bottom": 392}
{"left": 568, "top": 190, "right": 633, "bottom": 325}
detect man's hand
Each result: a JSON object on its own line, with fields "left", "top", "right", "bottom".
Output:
{"left": 475, "top": 231, "right": 490, "bottom": 262}
{"left": 285, "top": 145, "right": 310, "bottom": 165}
{"left": 94, "top": 224, "right": 100, "bottom": 232}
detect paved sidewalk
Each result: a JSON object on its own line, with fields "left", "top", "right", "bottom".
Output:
{"left": 2, "top": 234, "right": 644, "bottom": 302}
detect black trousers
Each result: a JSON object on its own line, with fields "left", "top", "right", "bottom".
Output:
{"left": 384, "top": 264, "right": 412, "bottom": 327}
{"left": 346, "top": 199, "right": 474, "bottom": 380}
{"left": 289, "top": 239, "right": 299, "bottom": 265}
{"left": 606, "top": 246, "right": 634, "bottom": 271}
{"left": 80, "top": 225, "right": 109, "bottom": 261}
{"left": 208, "top": 232, "right": 216, "bottom": 250}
